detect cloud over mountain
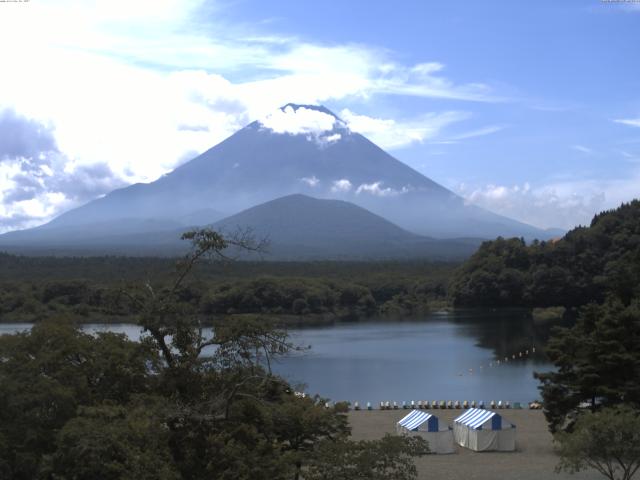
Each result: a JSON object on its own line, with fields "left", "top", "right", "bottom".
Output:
{"left": 455, "top": 175, "right": 640, "bottom": 230}
{"left": 331, "top": 179, "right": 353, "bottom": 193}
{"left": 356, "top": 182, "right": 410, "bottom": 197}
{"left": 259, "top": 105, "right": 341, "bottom": 135}
{"left": 259, "top": 105, "right": 346, "bottom": 146}
{"left": 0, "top": 110, "right": 57, "bottom": 160}
{"left": 340, "top": 109, "right": 470, "bottom": 149}
{"left": 0, "top": 110, "right": 126, "bottom": 233}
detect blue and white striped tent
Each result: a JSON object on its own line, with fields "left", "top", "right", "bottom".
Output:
{"left": 396, "top": 410, "right": 454, "bottom": 454}
{"left": 455, "top": 409, "right": 503, "bottom": 430}
{"left": 453, "top": 408, "right": 515, "bottom": 451}
{"left": 397, "top": 410, "right": 439, "bottom": 432}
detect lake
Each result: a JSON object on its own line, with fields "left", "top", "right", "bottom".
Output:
{"left": 0, "top": 309, "right": 556, "bottom": 404}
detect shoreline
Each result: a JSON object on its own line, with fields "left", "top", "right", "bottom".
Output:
{"left": 0, "top": 306, "right": 536, "bottom": 326}
{"left": 348, "top": 409, "right": 600, "bottom": 480}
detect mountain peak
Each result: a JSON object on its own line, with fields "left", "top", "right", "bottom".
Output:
{"left": 255, "top": 103, "right": 349, "bottom": 143}
{"left": 279, "top": 103, "right": 340, "bottom": 119}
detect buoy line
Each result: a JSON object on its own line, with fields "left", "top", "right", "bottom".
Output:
{"left": 456, "top": 346, "right": 537, "bottom": 377}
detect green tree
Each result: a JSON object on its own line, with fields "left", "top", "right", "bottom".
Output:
{"left": 118, "top": 228, "right": 350, "bottom": 479}
{"left": 555, "top": 405, "right": 640, "bottom": 480}
{"left": 305, "top": 434, "right": 429, "bottom": 480}
{"left": 0, "top": 320, "right": 155, "bottom": 479}
{"left": 269, "top": 395, "right": 350, "bottom": 480}
{"left": 450, "top": 200, "right": 640, "bottom": 308}
{"left": 43, "top": 400, "right": 180, "bottom": 480}
{"left": 536, "top": 300, "right": 640, "bottom": 432}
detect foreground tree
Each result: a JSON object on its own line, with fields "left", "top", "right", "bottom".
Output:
{"left": 305, "top": 434, "right": 430, "bottom": 480}
{"left": 555, "top": 405, "right": 640, "bottom": 480}
{"left": 43, "top": 400, "right": 180, "bottom": 480}
{"left": 0, "top": 320, "right": 155, "bottom": 479}
{"left": 124, "top": 229, "right": 356, "bottom": 479}
{"left": 535, "top": 299, "right": 640, "bottom": 432}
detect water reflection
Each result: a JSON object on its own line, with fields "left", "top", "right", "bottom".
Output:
{"left": 274, "top": 310, "right": 557, "bottom": 404}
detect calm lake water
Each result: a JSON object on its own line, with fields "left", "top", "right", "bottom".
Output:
{"left": 0, "top": 309, "right": 556, "bottom": 404}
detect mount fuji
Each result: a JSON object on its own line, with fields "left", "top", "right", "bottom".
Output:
{"left": 0, "top": 104, "right": 558, "bottom": 258}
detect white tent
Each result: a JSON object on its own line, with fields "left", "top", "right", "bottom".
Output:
{"left": 453, "top": 408, "right": 516, "bottom": 452}
{"left": 396, "top": 410, "right": 455, "bottom": 454}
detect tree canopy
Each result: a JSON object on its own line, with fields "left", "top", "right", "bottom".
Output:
{"left": 535, "top": 300, "right": 640, "bottom": 433}
{"left": 0, "top": 257, "right": 451, "bottom": 325}
{"left": 555, "top": 405, "right": 640, "bottom": 480}
{"left": 449, "top": 200, "right": 640, "bottom": 308}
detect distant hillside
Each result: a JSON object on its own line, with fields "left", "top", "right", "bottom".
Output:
{"left": 211, "top": 194, "right": 480, "bottom": 260}
{"left": 449, "top": 200, "right": 640, "bottom": 307}
{"left": 0, "top": 194, "right": 481, "bottom": 260}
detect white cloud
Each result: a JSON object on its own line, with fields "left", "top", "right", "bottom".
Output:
{"left": 614, "top": 118, "right": 640, "bottom": 128}
{"left": 0, "top": 155, "right": 125, "bottom": 233}
{"left": 331, "top": 179, "right": 353, "bottom": 193}
{"left": 618, "top": 3, "right": 640, "bottom": 12}
{"left": 572, "top": 145, "right": 594, "bottom": 154}
{"left": 445, "top": 125, "right": 506, "bottom": 141}
{"left": 0, "top": 111, "right": 127, "bottom": 233}
{"left": 456, "top": 169, "right": 640, "bottom": 230}
{"left": 258, "top": 106, "right": 347, "bottom": 146}
{"left": 618, "top": 150, "right": 640, "bottom": 163}
{"left": 373, "top": 62, "right": 500, "bottom": 102}
{"left": 356, "top": 182, "right": 410, "bottom": 197}
{"left": 260, "top": 106, "right": 339, "bottom": 134}
{"left": 340, "top": 109, "right": 470, "bottom": 150}
{"left": 300, "top": 176, "right": 320, "bottom": 187}
{"left": 324, "top": 133, "right": 342, "bottom": 143}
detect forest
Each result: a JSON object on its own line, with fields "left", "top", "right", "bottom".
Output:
{"left": 0, "top": 256, "right": 453, "bottom": 324}
{"left": 449, "top": 200, "right": 640, "bottom": 309}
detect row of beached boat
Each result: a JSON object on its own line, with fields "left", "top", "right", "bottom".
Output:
{"left": 350, "top": 400, "right": 542, "bottom": 410}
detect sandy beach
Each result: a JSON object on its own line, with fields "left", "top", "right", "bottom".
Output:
{"left": 349, "top": 409, "right": 601, "bottom": 480}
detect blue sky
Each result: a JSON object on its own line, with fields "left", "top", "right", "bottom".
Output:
{"left": 0, "top": 0, "right": 638, "bottom": 232}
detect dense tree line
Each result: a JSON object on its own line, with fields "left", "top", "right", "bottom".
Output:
{"left": 0, "top": 253, "right": 454, "bottom": 283}
{"left": 0, "top": 267, "right": 450, "bottom": 324}
{"left": 449, "top": 201, "right": 640, "bottom": 308}
{"left": 0, "top": 229, "right": 429, "bottom": 479}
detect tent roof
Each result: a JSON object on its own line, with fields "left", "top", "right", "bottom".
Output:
{"left": 454, "top": 408, "right": 499, "bottom": 430}
{"left": 397, "top": 410, "right": 434, "bottom": 430}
